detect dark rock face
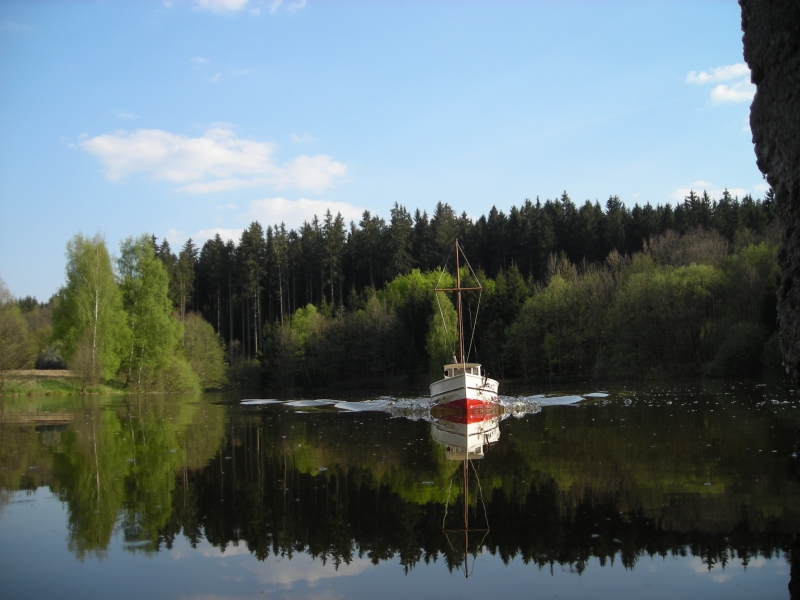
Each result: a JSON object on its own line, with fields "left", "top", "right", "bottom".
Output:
{"left": 740, "top": 0, "right": 800, "bottom": 382}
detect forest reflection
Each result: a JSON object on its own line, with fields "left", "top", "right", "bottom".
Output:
{"left": 1, "top": 385, "right": 798, "bottom": 579}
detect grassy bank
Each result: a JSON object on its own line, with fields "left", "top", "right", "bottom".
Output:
{"left": 0, "top": 370, "right": 125, "bottom": 396}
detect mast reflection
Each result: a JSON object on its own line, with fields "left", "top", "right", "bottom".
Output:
{"left": 431, "top": 408, "right": 501, "bottom": 577}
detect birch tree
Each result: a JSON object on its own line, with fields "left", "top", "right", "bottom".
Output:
{"left": 52, "top": 233, "right": 129, "bottom": 388}
{"left": 118, "top": 235, "right": 182, "bottom": 389}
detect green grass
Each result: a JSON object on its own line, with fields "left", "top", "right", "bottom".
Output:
{"left": 1, "top": 373, "right": 125, "bottom": 397}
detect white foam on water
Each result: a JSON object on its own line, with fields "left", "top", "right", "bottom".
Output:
{"left": 240, "top": 399, "right": 283, "bottom": 405}
{"left": 285, "top": 400, "right": 337, "bottom": 407}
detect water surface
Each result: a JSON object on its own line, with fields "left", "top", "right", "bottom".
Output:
{"left": 0, "top": 381, "right": 798, "bottom": 599}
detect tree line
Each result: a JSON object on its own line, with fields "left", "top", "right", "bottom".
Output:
{"left": 0, "top": 234, "right": 227, "bottom": 393}
{"left": 0, "top": 188, "right": 779, "bottom": 390}
{"left": 178, "top": 190, "right": 774, "bottom": 367}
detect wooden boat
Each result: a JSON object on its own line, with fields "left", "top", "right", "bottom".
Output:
{"left": 429, "top": 239, "right": 500, "bottom": 410}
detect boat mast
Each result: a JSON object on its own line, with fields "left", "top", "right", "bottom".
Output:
{"left": 463, "top": 458, "right": 469, "bottom": 578}
{"left": 455, "top": 239, "right": 463, "bottom": 364}
{"left": 435, "top": 238, "right": 481, "bottom": 366}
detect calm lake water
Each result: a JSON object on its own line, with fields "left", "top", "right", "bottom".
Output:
{"left": 1, "top": 381, "right": 798, "bottom": 600}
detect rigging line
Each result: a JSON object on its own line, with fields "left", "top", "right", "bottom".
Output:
{"left": 466, "top": 291, "right": 482, "bottom": 363}
{"left": 470, "top": 458, "right": 490, "bottom": 534}
{"left": 435, "top": 294, "right": 455, "bottom": 358}
{"left": 442, "top": 469, "right": 454, "bottom": 530}
{"left": 434, "top": 242, "right": 456, "bottom": 292}
{"left": 458, "top": 243, "right": 481, "bottom": 289}
{"left": 467, "top": 458, "right": 490, "bottom": 578}
{"left": 434, "top": 244, "right": 458, "bottom": 359}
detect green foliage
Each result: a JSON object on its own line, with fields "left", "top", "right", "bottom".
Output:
{"left": 425, "top": 292, "right": 457, "bottom": 378}
{"left": 144, "top": 355, "right": 201, "bottom": 392}
{"left": 761, "top": 333, "right": 784, "bottom": 374}
{"left": 601, "top": 263, "right": 724, "bottom": 378}
{"left": 52, "top": 233, "right": 129, "bottom": 386}
{"left": 720, "top": 242, "right": 779, "bottom": 331}
{"left": 228, "top": 357, "right": 262, "bottom": 390}
{"left": 0, "top": 278, "right": 34, "bottom": 390}
{"left": 505, "top": 267, "right": 611, "bottom": 380}
{"left": 119, "top": 235, "right": 183, "bottom": 389}
{"left": 183, "top": 312, "right": 227, "bottom": 390}
{"left": 709, "top": 321, "right": 766, "bottom": 377}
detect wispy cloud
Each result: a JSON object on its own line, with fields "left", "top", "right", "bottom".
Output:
{"left": 210, "top": 72, "right": 222, "bottom": 83}
{"left": 193, "top": 0, "right": 250, "bottom": 12}
{"left": 1, "top": 19, "right": 31, "bottom": 32}
{"left": 191, "top": 56, "right": 210, "bottom": 66}
{"left": 670, "top": 180, "right": 749, "bottom": 202}
{"left": 686, "top": 62, "right": 755, "bottom": 104}
{"left": 167, "top": 227, "right": 244, "bottom": 246}
{"left": 268, "top": 0, "right": 307, "bottom": 15}
{"left": 244, "top": 197, "right": 364, "bottom": 229}
{"left": 80, "top": 127, "right": 346, "bottom": 194}
{"left": 112, "top": 109, "right": 139, "bottom": 120}
{"left": 291, "top": 133, "right": 316, "bottom": 143}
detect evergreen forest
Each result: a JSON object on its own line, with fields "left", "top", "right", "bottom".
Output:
{"left": 0, "top": 189, "right": 784, "bottom": 392}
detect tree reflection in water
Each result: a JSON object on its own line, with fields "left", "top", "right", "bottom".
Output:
{"left": 0, "top": 384, "right": 798, "bottom": 588}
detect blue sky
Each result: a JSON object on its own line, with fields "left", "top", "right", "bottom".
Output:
{"left": 0, "top": 0, "right": 763, "bottom": 300}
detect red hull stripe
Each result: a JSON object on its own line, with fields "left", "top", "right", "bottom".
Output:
{"left": 437, "top": 398, "right": 497, "bottom": 410}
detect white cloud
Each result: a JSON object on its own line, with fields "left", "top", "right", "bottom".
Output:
{"left": 210, "top": 72, "right": 222, "bottom": 83}
{"left": 191, "top": 56, "right": 210, "bottom": 65}
{"left": 165, "top": 228, "right": 186, "bottom": 244}
{"left": 79, "top": 127, "right": 346, "bottom": 193}
{"left": 191, "top": 228, "right": 244, "bottom": 244}
{"left": 686, "top": 63, "right": 749, "bottom": 85}
{"left": 245, "top": 553, "right": 372, "bottom": 588}
{"left": 269, "top": 0, "right": 283, "bottom": 14}
{"left": 686, "top": 63, "right": 755, "bottom": 104}
{"left": 670, "top": 180, "right": 749, "bottom": 202}
{"left": 244, "top": 197, "right": 364, "bottom": 229}
{"left": 287, "top": 0, "right": 307, "bottom": 12}
{"left": 291, "top": 133, "right": 317, "bottom": 143}
{"left": 194, "top": 0, "right": 250, "bottom": 12}
{"left": 710, "top": 80, "right": 756, "bottom": 104}
{"left": 278, "top": 155, "right": 347, "bottom": 191}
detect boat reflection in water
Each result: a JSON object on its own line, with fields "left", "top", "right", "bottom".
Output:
{"left": 430, "top": 407, "right": 502, "bottom": 577}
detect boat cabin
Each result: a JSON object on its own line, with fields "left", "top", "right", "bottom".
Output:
{"left": 443, "top": 363, "right": 483, "bottom": 378}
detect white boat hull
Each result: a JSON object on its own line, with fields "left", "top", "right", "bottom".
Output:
{"left": 429, "top": 371, "right": 499, "bottom": 410}
{"left": 431, "top": 413, "right": 500, "bottom": 460}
